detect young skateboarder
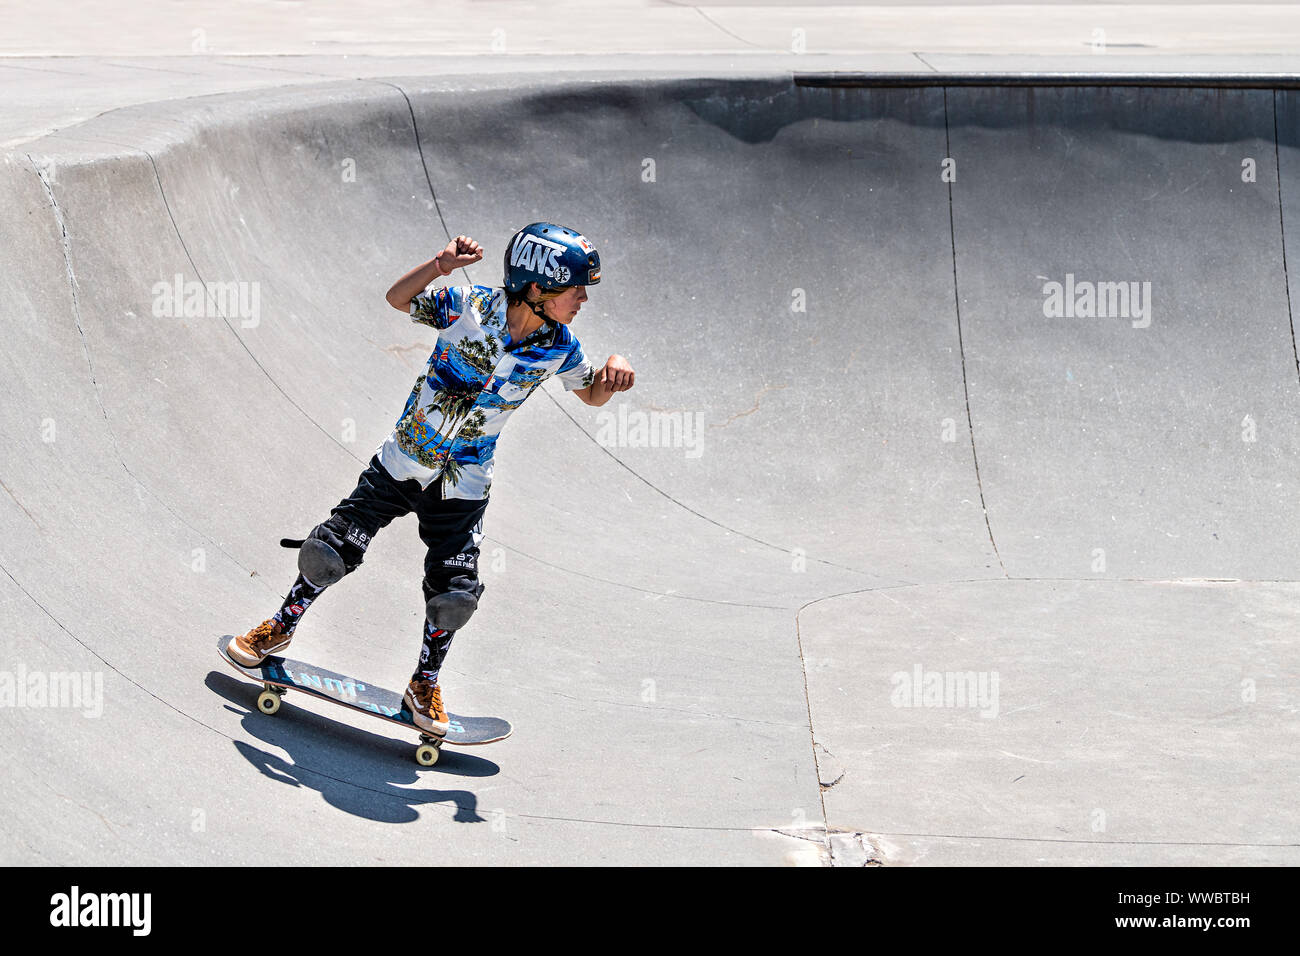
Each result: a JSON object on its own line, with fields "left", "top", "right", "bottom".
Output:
{"left": 227, "top": 223, "right": 635, "bottom": 737}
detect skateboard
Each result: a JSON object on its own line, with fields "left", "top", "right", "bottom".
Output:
{"left": 217, "top": 636, "right": 511, "bottom": 766}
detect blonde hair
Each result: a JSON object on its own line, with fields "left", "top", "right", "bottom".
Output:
{"left": 505, "top": 283, "right": 566, "bottom": 308}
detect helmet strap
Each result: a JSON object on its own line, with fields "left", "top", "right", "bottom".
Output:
{"left": 525, "top": 284, "right": 564, "bottom": 323}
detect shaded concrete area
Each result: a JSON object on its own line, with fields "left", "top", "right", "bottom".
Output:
{"left": 1, "top": 73, "right": 1297, "bottom": 864}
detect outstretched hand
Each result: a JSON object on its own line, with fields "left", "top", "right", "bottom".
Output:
{"left": 436, "top": 235, "right": 484, "bottom": 275}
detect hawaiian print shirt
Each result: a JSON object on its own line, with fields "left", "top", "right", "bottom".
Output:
{"left": 375, "top": 283, "right": 597, "bottom": 500}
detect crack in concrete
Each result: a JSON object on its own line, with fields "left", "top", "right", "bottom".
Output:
{"left": 23, "top": 151, "right": 269, "bottom": 590}
{"left": 940, "top": 87, "right": 1007, "bottom": 579}
{"left": 1272, "top": 89, "right": 1300, "bottom": 388}
{"left": 711, "top": 383, "right": 788, "bottom": 428}
{"left": 380, "top": 341, "right": 432, "bottom": 370}
{"left": 772, "top": 825, "right": 884, "bottom": 866}
{"left": 0, "top": 475, "right": 42, "bottom": 530}
{"left": 486, "top": 535, "right": 791, "bottom": 609}
{"left": 816, "top": 742, "right": 845, "bottom": 791}
{"left": 828, "top": 830, "right": 885, "bottom": 867}
{"left": 660, "top": 0, "right": 770, "bottom": 52}
{"left": 793, "top": 610, "right": 831, "bottom": 857}
{"left": 772, "top": 826, "right": 830, "bottom": 845}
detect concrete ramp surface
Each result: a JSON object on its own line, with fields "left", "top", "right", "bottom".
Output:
{"left": 1, "top": 75, "right": 1297, "bottom": 865}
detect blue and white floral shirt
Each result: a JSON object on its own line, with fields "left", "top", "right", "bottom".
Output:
{"left": 376, "top": 284, "right": 597, "bottom": 499}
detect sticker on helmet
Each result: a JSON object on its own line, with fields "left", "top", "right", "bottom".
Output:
{"left": 589, "top": 269, "right": 601, "bottom": 282}
{"left": 577, "top": 236, "right": 593, "bottom": 252}
{"left": 555, "top": 265, "right": 571, "bottom": 283}
{"left": 510, "top": 232, "right": 566, "bottom": 279}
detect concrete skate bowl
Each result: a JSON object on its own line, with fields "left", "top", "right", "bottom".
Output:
{"left": 2, "top": 75, "right": 1298, "bottom": 865}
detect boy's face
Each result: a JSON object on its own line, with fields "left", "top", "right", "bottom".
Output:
{"left": 539, "top": 284, "right": 588, "bottom": 324}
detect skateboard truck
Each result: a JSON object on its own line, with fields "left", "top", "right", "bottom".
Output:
{"left": 255, "top": 680, "right": 445, "bottom": 764}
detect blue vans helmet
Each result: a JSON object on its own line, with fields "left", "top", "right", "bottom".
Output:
{"left": 503, "top": 222, "right": 601, "bottom": 293}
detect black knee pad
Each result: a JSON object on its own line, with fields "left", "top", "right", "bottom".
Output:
{"left": 287, "top": 515, "right": 371, "bottom": 587}
{"left": 425, "top": 574, "right": 485, "bottom": 630}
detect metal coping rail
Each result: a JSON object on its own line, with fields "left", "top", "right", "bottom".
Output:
{"left": 794, "top": 73, "right": 1300, "bottom": 90}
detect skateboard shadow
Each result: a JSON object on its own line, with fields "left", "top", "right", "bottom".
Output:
{"left": 207, "top": 671, "right": 502, "bottom": 825}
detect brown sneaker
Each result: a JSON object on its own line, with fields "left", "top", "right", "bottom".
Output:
{"left": 403, "top": 675, "right": 450, "bottom": 737}
{"left": 226, "top": 619, "right": 291, "bottom": 667}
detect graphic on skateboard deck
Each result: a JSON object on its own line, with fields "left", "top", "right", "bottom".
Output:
{"left": 217, "top": 636, "right": 511, "bottom": 766}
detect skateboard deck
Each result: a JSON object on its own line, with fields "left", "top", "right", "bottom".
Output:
{"left": 217, "top": 636, "right": 511, "bottom": 765}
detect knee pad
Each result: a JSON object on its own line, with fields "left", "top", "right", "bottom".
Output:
{"left": 425, "top": 575, "right": 485, "bottom": 630}
{"left": 298, "top": 539, "right": 346, "bottom": 587}
{"left": 283, "top": 515, "right": 372, "bottom": 587}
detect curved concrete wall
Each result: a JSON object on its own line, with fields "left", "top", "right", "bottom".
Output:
{"left": 2, "top": 76, "right": 1296, "bottom": 864}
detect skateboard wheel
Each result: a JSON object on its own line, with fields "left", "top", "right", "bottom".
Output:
{"left": 257, "top": 690, "right": 282, "bottom": 715}
{"left": 415, "top": 743, "right": 440, "bottom": 767}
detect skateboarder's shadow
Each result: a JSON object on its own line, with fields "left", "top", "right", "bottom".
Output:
{"left": 207, "top": 672, "right": 498, "bottom": 825}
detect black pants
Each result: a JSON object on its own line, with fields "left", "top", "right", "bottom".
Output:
{"left": 329, "top": 455, "right": 487, "bottom": 608}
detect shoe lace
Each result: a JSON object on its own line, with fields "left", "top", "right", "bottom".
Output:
{"left": 409, "top": 677, "right": 436, "bottom": 710}
{"left": 252, "top": 620, "right": 281, "bottom": 647}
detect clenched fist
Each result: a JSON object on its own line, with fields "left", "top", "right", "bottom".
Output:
{"left": 600, "top": 355, "right": 636, "bottom": 394}
{"left": 436, "top": 235, "right": 484, "bottom": 275}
